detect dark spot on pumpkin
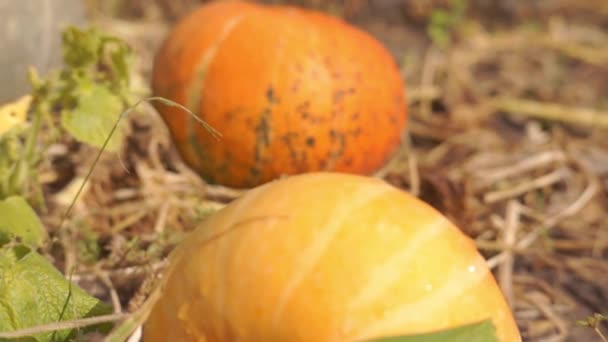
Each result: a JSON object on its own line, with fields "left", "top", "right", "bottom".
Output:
{"left": 344, "top": 158, "right": 353, "bottom": 167}
{"left": 266, "top": 86, "right": 277, "bottom": 103}
{"left": 352, "top": 112, "right": 360, "bottom": 120}
{"left": 331, "top": 72, "right": 342, "bottom": 80}
{"left": 255, "top": 111, "right": 271, "bottom": 146}
{"left": 251, "top": 108, "right": 273, "bottom": 178}
{"left": 299, "top": 108, "right": 331, "bottom": 124}
{"left": 306, "top": 136, "right": 315, "bottom": 147}
{"left": 297, "top": 101, "right": 310, "bottom": 111}
{"left": 333, "top": 90, "right": 346, "bottom": 103}
{"left": 249, "top": 166, "right": 261, "bottom": 178}
{"left": 291, "top": 81, "right": 301, "bottom": 93}
{"left": 281, "top": 132, "right": 307, "bottom": 171}
{"left": 332, "top": 131, "right": 346, "bottom": 147}
{"left": 224, "top": 110, "right": 241, "bottom": 122}
{"left": 282, "top": 132, "right": 298, "bottom": 140}
{"left": 321, "top": 130, "right": 346, "bottom": 171}
{"left": 216, "top": 162, "right": 230, "bottom": 177}
{"left": 351, "top": 127, "right": 362, "bottom": 136}
{"left": 297, "top": 102, "right": 311, "bottom": 120}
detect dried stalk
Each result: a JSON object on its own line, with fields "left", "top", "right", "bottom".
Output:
{"left": 492, "top": 98, "right": 608, "bottom": 128}
{"left": 0, "top": 314, "right": 128, "bottom": 339}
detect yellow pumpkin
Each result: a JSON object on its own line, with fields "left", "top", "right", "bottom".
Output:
{"left": 143, "top": 172, "right": 521, "bottom": 342}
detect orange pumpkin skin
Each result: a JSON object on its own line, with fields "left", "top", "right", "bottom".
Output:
{"left": 143, "top": 173, "right": 521, "bottom": 342}
{"left": 151, "top": 0, "right": 407, "bottom": 188}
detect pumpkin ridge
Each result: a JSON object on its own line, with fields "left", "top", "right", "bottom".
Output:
{"left": 186, "top": 13, "right": 248, "bottom": 169}
{"left": 352, "top": 255, "right": 490, "bottom": 339}
{"left": 346, "top": 216, "right": 449, "bottom": 314}
{"left": 271, "top": 182, "right": 393, "bottom": 326}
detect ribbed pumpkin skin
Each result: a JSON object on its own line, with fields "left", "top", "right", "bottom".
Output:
{"left": 151, "top": 0, "right": 407, "bottom": 188}
{"left": 143, "top": 172, "right": 521, "bottom": 342}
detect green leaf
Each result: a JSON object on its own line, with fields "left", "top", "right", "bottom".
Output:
{"left": 61, "top": 83, "right": 124, "bottom": 151}
{"left": 61, "top": 26, "right": 103, "bottom": 68}
{"left": 0, "top": 196, "right": 46, "bottom": 247}
{"left": 108, "top": 40, "right": 132, "bottom": 90}
{"left": 364, "top": 320, "right": 498, "bottom": 342}
{"left": 0, "top": 244, "right": 112, "bottom": 341}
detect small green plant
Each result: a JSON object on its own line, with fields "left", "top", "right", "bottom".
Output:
{"left": 577, "top": 313, "right": 608, "bottom": 342}
{"left": 0, "top": 25, "right": 135, "bottom": 341}
{"left": 0, "top": 26, "right": 134, "bottom": 207}
{"left": 427, "top": 0, "right": 469, "bottom": 48}
{"left": 0, "top": 23, "right": 219, "bottom": 341}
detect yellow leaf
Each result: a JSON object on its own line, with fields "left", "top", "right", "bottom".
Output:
{"left": 0, "top": 95, "right": 31, "bottom": 137}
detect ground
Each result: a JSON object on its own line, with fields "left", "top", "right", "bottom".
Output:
{"left": 34, "top": 0, "right": 608, "bottom": 340}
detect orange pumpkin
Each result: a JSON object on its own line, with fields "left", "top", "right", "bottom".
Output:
{"left": 151, "top": 0, "right": 407, "bottom": 188}
{"left": 143, "top": 172, "right": 521, "bottom": 342}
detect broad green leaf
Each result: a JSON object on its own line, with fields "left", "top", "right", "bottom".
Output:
{"left": 0, "top": 244, "right": 112, "bottom": 341}
{"left": 365, "top": 319, "right": 498, "bottom": 342}
{"left": 61, "top": 83, "right": 124, "bottom": 151}
{"left": 0, "top": 196, "right": 46, "bottom": 247}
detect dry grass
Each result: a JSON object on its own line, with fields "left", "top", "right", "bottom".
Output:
{"left": 29, "top": 0, "right": 608, "bottom": 340}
